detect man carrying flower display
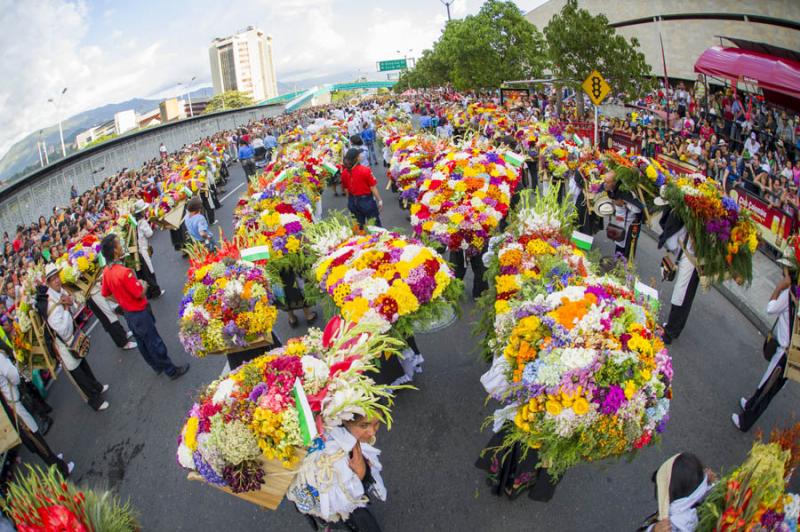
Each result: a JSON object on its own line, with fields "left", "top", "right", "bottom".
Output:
{"left": 100, "top": 234, "right": 189, "bottom": 381}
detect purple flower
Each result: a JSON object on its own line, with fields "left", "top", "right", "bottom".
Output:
{"left": 599, "top": 385, "right": 626, "bottom": 414}
{"left": 194, "top": 451, "right": 225, "bottom": 486}
{"left": 284, "top": 221, "right": 303, "bottom": 234}
{"left": 249, "top": 382, "right": 268, "bottom": 402}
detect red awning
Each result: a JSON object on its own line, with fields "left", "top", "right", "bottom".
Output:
{"left": 695, "top": 46, "right": 800, "bottom": 107}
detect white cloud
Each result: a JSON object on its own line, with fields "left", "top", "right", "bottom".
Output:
{"left": 0, "top": 0, "right": 533, "bottom": 164}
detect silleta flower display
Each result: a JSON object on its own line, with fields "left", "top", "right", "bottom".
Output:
{"left": 480, "top": 189, "right": 672, "bottom": 477}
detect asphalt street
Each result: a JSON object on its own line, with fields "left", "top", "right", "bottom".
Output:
{"left": 26, "top": 159, "right": 800, "bottom": 531}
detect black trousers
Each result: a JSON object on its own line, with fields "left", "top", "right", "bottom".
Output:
{"left": 20, "top": 379, "right": 52, "bottom": 424}
{"left": 663, "top": 269, "right": 700, "bottom": 340}
{"left": 137, "top": 260, "right": 162, "bottom": 299}
{"left": 70, "top": 359, "right": 104, "bottom": 410}
{"left": 86, "top": 297, "right": 128, "bottom": 348}
{"left": 615, "top": 220, "right": 642, "bottom": 261}
{"left": 242, "top": 159, "right": 256, "bottom": 178}
{"left": 170, "top": 223, "right": 187, "bottom": 251}
{"left": 526, "top": 159, "right": 539, "bottom": 190}
{"left": 21, "top": 426, "right": 70, "bottom": 477}
{"left": 739, "top": 353, "right": 787, "bottom": 432}
{"left": 201, "top": 193, "right": 215, "bottom": 225}
{"left": 450, "top": 250, "right": 487, "bottom": 298}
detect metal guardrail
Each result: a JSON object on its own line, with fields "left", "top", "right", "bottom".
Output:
{"left": 0, "top": 103, "right": 283, "bottom": 235}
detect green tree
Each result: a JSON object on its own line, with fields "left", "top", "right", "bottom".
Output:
{"left": 203, "top": 91, "right": 255, "bottom": 114}
{"left": 397, "top": 0, "right": 546, "bottom": 91}
{"left": 544, "top": 0, "right": 653, "bottom": 116}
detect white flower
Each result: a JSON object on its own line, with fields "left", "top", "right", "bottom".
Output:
{"left": 176, "top": 443, "right": 195, "bottom": 469}
{"left": 560, "top": 347, "right": 597, "bottom": 371}
{"left": 211, "top": 378, "right": 237, "bottom": 405}
{"left": 784, "top": 493, "right": 799, "bottom": 520}
{"left": 302, "top": 356, "right": 329, "bottom": 388}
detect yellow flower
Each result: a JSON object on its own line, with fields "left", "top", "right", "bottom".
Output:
{"left": 183, "top": 417, "right": 199, "bottom": 451}
{"left": 342, "top": 296, "right": 370, "bottom": 322}
{"left": 286, "top": 236, "right": 300, "bottom": 253}
{"left": 495, "top": 274, "right": 519, "bottom": 294}
{"left": 624, "top": 380, "right": 637, "bottom": 400}
{"left": 545, "top": 398, "right": 563, "bottom": 416}
{"left": 495, "top": 299, "right": 510, "bottom": 315}
{"left": 386, "top": 282, "right": 419, "bottom": 315}
{"left": 572, "top": 397, "right": 590, "bottom": 416}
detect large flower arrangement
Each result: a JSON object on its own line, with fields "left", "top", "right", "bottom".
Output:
{"left": 178, "top": 244, "right": 278, "bottom": 357}
{"left": 481, "top": 189, "right": 672, "bottom": 478}
{"left": 176, "top": 321, "right": 402, "bottom": 494}
{"left": 697, "top": 423, "right": 800, "bottom": 531}
{"left": 3, "top": 465, "right": 139, "bottom": 532}
{"left": 605, "top": 151, "right": 670, "bottom": 212}
{"left": 306, "top": 219, "right": 463, "bottom": 338}
{"left": 663, "top": 175, "right": 758, "bottom": 284}
{"left": 411, "top": 146, "right": 520, "bottom": 257}
{"left": 388, "top": 135, "right": 449, "bottom": 204}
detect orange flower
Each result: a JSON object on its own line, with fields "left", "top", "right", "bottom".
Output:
{"left": 549, "top": 294, "right": 597, "bottom": 329}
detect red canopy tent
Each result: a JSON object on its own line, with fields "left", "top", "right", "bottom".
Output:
{"left": 694, "top": 46, "right": 800, "bottom": 111}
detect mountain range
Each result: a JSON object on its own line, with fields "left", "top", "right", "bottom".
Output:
{"left": 0, "top": 74, "right": 350, "bottom": 186}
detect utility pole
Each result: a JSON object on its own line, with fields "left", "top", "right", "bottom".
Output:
{"left": 187, "top": 76, "right": 196, "bottom": 117}
{"left": 48, "top": 87, "right": 68, "bottom": 158}
{"left": 440, "top": 0, "right": 454, "bottom": 21}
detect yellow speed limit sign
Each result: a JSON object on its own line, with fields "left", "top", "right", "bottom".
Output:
{"left": 581, "top": 70, "right": 611, "bottom": 106}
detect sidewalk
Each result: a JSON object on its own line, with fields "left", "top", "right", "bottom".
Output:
{"left": 644, "top": 219, "right": 780, "bottom": 335}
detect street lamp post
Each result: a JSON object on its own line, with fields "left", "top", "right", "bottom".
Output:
{"left": 47, "top": 87, "right": 68, "bottom": 158}
{"left": 187, "top": 76, "right": 196, "bottom": 117}
{"left": 440, "top": 0, "right": 454, "bottom": 21}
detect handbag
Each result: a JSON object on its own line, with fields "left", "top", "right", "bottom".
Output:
{"left": 67, "top": 329, "right": 91, "bottom": 359}
{"left": 763, "top": 318, "right": 780, "bottom": 362}
{"left": 661, "top": 235, "right": 688, "bottom": 282}
{"left": 606, "top": 204, "right": 627, "bottom": 242}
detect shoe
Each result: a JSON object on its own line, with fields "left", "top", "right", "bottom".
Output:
{"left": 102, "top": 384, "right": 109, "bottom": 394}
{"left": 731, "top": 413, "right": 742, "bottom": 430}
{"left": 159, "top": 289, "right": 166, "bottom": 297}
{"left": 123, "top": 341, "right": 137, "bottom": 350}
{"left": 740, "top": 397, "right": 748, "bottom": 410}
{"left": 169, "top": 364, "right": 190, "bottom": 381}
{"left": 67, "top": 462, "right": 75, "bottom": 475}
{"left": 98, "top": 401, "right": 109, "bottom": 411}
{"left": 126, "top": 330, "right": 133, "bottom": 339}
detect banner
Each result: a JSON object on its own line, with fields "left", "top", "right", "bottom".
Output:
{"left": 729, "top": 186, "right": 795, "bottom": 251}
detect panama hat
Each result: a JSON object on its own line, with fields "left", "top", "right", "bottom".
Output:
{"left": 44, "top": 263, "right": 62, "bottom": 280}
{"left": 133, "top": 199, "right": 149, "bottom": 214}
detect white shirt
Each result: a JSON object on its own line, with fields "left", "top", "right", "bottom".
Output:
{"left": 46, "top": 287, "right": 80, "bottom": 371}
{"left": 744, "top": 138, "right": 761, "bottom": 156}
{"left": 137, "top": 218, "right": 155, "bottom": 272}
{"left": 288, "top": 426, "right": 386, "bottom": 523}
{"left": 0, "top": 354, "right": 37, "bottom": 432}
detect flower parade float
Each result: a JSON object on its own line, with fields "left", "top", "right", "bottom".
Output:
{"left": 178, "top": 240, "right": 279, "bottom": 364}
{"left": 661, "top": 174, "right": 758, "bottom": 285}
{"left": 476, "top": 188, "right": 672, "bottom": 499}
{"left": 177, "top": 318, "right": 405, "bottom": 514}
{"left": 56, "top": 234, "right": 104, "bottom": 297}
{"left": 410, "top": 144, "right": 522, "bottom": 259}
{"left": 303, "top": 213, "right": 463, "bottom": 385}
{"left": 696, "top": 423, "right": 800, "bottom": 531}
{"left": 3, "top": 464, "right": 140, "bottom": 531}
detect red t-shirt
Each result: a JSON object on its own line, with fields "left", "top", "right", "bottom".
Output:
{"left": 101, "top": 264, "right": 148, "bottom": 312}
{"left": 341, "top": 165, "right": 377, "bottom": 196}
{"left": 12, "top": 239, "right": 21, "bottom": 253}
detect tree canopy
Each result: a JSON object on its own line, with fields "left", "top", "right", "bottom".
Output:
{"left": 397, "top": 0, "right": 653, "bottom": 103}
{"left": 543, "top": 0, "right": 653, "bottom": 102}
{"left": 396, "top": 0, "right": 546, "bottom": 91}
{"left": 203, "top": 91, "right": 255, "bottom": 114}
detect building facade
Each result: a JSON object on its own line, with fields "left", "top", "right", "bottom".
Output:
{"left": 525, "top": 1, "right": 800, "bottom": 81}
{"left": 208, "top": 26, "right": 279, "bottom": 102}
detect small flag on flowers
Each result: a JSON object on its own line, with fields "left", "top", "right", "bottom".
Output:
{"left": 570, "top": 231, "right": 593, "bottom": 251}
{"left": 239, "top": 245, "right": 271, "bottom": 262}
{"left": 501, "top": 151, "right": 526, "bottom": 168}
{"left": 322, "top": 161, "right": 338, "bottom": 176}
{"left": 292, "top": 378, "right": 318, "bottom": 446}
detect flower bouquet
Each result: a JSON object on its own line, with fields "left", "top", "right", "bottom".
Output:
{"left": 57, "top": 234, "right": 103, "bottom": 296}
{"left": 178, "top": 247, "right": 279, "bottom": 357}
{"left": 697, "top": 423, "right": 800, "bottom": 531}
{"left": 2, "top": 464, "right": 139, "bottom": 531}
{"left": 604, "top": 151, "right": 670, "bottom": 217}
{"left": 479, "top": 188, "right": 671, "bottom": 478}
{"left": 410, "top": 147, "right": 521, "bottom": 257}
{"left": 11, "top": 272, "right": 58, "bottom": 377}
{"left": 177, "top": 320, "right": 403, "bottom": 509}
{"left": 662, "top": 175, "right": 758, "bottom": 284}
{"left": 305, "top": 218, "right": 463, "bottom": 338}
{"left": 388, "top": 135, "right": 450, "bottom": 205}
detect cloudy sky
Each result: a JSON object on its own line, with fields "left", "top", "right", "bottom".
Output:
{"left": 0, "top": 0, "right": 547, "bottom": 161}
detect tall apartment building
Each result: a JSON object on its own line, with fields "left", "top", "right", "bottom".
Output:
{"left": 208, "top": 26, "right": 279, "bottom": 102}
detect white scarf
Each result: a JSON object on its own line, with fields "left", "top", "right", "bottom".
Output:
{"left": 655, "top": 454, "right": 709, "bottom": 532}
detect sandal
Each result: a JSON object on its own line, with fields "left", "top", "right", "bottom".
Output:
{"left": 305, "top": 311, "right": 318, "bottom": 325}
{"left": 287, "top": 315, "right": 299, "bottom": 328}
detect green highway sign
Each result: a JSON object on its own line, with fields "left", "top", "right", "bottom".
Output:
{"left": 377, "top": 58, "right": 408, "bottom": 72}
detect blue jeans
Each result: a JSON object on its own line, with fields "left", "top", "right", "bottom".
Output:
{"left": 125, "top": 308, "right": 177, "bottom": 375}
{"left": 350, "top": 195, "right": 381, "bottom": 228}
